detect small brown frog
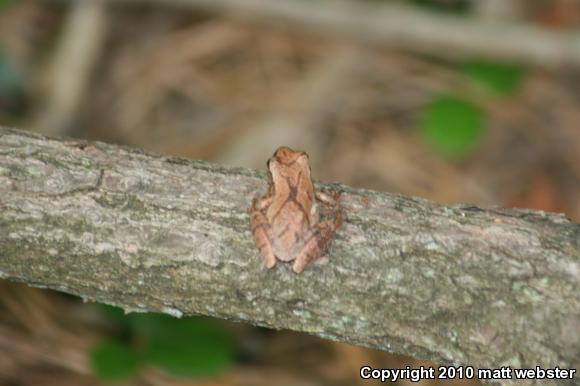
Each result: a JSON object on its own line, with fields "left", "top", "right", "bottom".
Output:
{"left": 249, "top": 147, "right": 342, "bottom": 273}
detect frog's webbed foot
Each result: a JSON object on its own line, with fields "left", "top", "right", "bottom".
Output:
{"left": 292, "top": 215, "right": 342, "bottom": 273}
{"left": 250, "top": 198, "right": 277, "bottom": 269}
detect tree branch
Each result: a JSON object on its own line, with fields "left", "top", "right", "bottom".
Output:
{"left": 0, "top": 126, "right": 578, "bottom": 384}
{"left": 114, "top": 0, "right": 580, "bottom": 67}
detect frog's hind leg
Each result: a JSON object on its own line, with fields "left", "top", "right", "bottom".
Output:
{"left": 292, "top": 210, "right": 342, "bottom": 273}
{"left": 250, "top": 199, "right": 277, "bottom": 269}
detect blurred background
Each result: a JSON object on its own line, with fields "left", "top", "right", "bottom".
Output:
{"left": 1, "top": 0, "right": 579, "bottom": 385}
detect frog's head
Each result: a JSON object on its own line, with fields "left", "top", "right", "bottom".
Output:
{"left": 267, "top": 146, "right": 310, "bottom": 181}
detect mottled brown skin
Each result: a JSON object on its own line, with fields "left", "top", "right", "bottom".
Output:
{"left": 250, "top": 147, "right": 343, "bottom": 273}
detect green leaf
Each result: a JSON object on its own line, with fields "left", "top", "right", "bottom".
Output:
{"left": 461, "top": 59, "right": 524, "bottom": 94}
{"left": 134, "top": 313, "right": 234, "bottom": 377}
{"left": 97, "top": 304, "right": 139, "bottom": 331}
{"left": 90, "top": 340, "right": 142, "bottom": 381}
{"left": 0, "top": 0, "right": 17, "bottom": 9}
{"left": 419, "top": 95, "right": 484, "bottom": 159}
{"left": 0, "top": 49, "right": 26, "bottom": 117}
{"left": 98, "top": 304, "right": 129, "bottom": 319}
{"left": 0, "top": 53, "right": 21, "bottom": 95}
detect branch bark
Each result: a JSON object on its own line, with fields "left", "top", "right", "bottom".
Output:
{"left": 113, "top": 0, "right": 580, "bottom": 67}
{"left": 0, "top": 126, "right": 578, "bottom": 385}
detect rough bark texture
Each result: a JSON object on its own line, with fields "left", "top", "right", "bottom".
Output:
{"left": 0, "top": 126, "right": 579, "bottom": 385}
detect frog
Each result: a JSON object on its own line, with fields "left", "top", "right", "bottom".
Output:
{"left": 249, "top": 146, "right": 343, "bottom": 273}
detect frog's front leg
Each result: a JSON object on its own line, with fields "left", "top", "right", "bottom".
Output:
{"left": 315, "top": 191, "right": 340, "bottom": 205}
{"left": 250, "top": 198, "right": 277, "bottom": 269}
{"left": 292, "top": 209, "right": 342, "bottom": 273}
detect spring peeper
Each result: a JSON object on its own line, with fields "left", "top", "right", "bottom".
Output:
{"left": 249, "top": 147, "right": 342, "bottom": 273}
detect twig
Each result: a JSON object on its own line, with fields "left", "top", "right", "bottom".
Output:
{"left": 33, "top": 0, "right": 107, "bottom": 136}
{"left": 0, "top": 126, "right": 578, "bottom": 385}
{"left": 112, "top": 0, "right": 580, "bottom": 67}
